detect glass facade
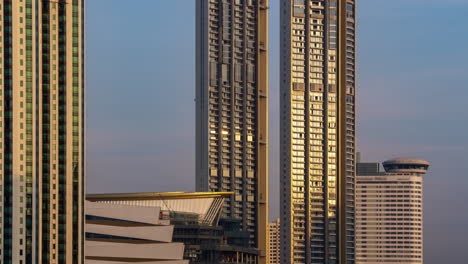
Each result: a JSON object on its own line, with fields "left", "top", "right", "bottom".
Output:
{"left": 0, "top": 0, "right": 85, "bottom": 263}
{"left": 280, "top": 1, "right": 355, "bottom": 263}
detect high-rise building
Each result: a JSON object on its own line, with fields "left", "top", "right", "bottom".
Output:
{"left": 280, "top": 0, "right": 356, "bottom": 263}
{"left": 196, "top": 0, "right": 269, "bottom": 262}
{"left": 356, "top": 158, "right": 429, "bottom": 264}
{"left": 0, "top": 0, "right": 85, "bottom": 263}
{"left": 268, "top": 219, "right": 281, "bottom": 264}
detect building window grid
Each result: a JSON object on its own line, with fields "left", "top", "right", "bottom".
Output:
{"left": 207, "top": 0, "right": 259, "bottom": 247}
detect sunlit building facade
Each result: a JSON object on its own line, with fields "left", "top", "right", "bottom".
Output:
{"left": 280, "top": 0, "right": 356, "bottom": 263}
{"left": 0, "top": 0, "right": 85, "bottom": 263}
{"left": 268, "top": 219, "right": 281, "bottom": 264}
{"left": 356, "top": 158, "right": 429, "bottom": 264}
{"left": 196, "top": 0, "right": 269, "bottom": 262}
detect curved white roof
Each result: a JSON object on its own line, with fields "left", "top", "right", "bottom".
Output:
{"left": 87, "top": 192, "right": 231, "bottom": 225}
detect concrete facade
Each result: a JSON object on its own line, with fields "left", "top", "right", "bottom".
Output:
{"left": 356, "top": 158, "right": 429, "bottom": 264}
{"left": 268, "top": 219, "right": 280, "bottom": 264}
{"left": 0, "top": 0, "right": 85, "bottom": 263}
{"left": 195, "top": 1, "right": 269, "bottom": 262}
{"left": 280, "top": 1, "right": 357, "bottom": 263}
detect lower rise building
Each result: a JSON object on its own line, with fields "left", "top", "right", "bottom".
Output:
{"left": 85, "top": 200, "right": 188, "bottom": 264}
{"left": 268, "top": 219, "right": 280, "bottom": 264}
{"left": 86, "top": 192, "right": 258, "bottom": 264}
{"left": 173, "top": 216, "right": 258, "bottom": 264}
{"left": 356, "top": 158, "right": 429, "bottom": 264}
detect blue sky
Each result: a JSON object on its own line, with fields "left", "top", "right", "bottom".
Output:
{"left": 86, "top": 1, "right": 468, "bottom": 263}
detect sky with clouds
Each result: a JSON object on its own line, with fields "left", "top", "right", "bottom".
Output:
{"left": 86, "top": 1, "right": 468, "bottom": 263}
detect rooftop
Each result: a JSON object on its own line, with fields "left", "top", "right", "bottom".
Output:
{"left": 383, "top": 157, "right": 430, "bottom": 174}
{"left": 383, "top": 158, "right": 430, "bottom": 166}
{"left": 86, "top": 192, "right": 233, "bottom": 226}
{"left": 87, "top": 191, "right": 233, "bottom": 201}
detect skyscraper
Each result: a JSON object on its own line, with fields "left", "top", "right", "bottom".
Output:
{"left": 0, "top": 0, "right": 85, "bottom": 263}
{"left": 280, "top": 0, "right": 356, "bottom": 263}
{"left": 268, "top": 219, "right": 281, "bottom": 264}
{"left": 356, "top": 158, "right": 429, "bottom": 264}
{"left": 196, "top": 0, "right": 269, "bottom": 262}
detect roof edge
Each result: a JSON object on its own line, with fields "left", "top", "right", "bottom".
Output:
{"left": 87, "top": 192, "right": 234, "bottom": 201}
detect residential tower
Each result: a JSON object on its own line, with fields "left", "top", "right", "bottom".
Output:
{"left": 280, "top": 0, "right": 357, "bottom": 263}
{"left": 196, "top": 0, "right": 269, "bottom": 262}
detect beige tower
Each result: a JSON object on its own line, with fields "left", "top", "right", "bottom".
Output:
{"left": 0, "top": 0, "right": 85, "bottom": 263}
{"left": 356, "top": 158, "right": 429, "bottom": 264}
{"left": 196, "top": 0, "right": 269, "bottom": 263}
{"left": 268, "top": 219, "right": 281, "bottom": 264}
{"left": 280, "top": 0, "right": 357, "bottom": 263}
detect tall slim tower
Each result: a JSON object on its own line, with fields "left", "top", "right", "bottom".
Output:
{"left": 196, "top": 0, "right": 269, "bottom": 262}
{"left": 0, "top": 0, "right": 85, "bottom": 263}
{"left": 280, "top": 0, "right": 356, "bottom": 263}
{"left": 356, "top": 158, "right": 429, "bottom": 264}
